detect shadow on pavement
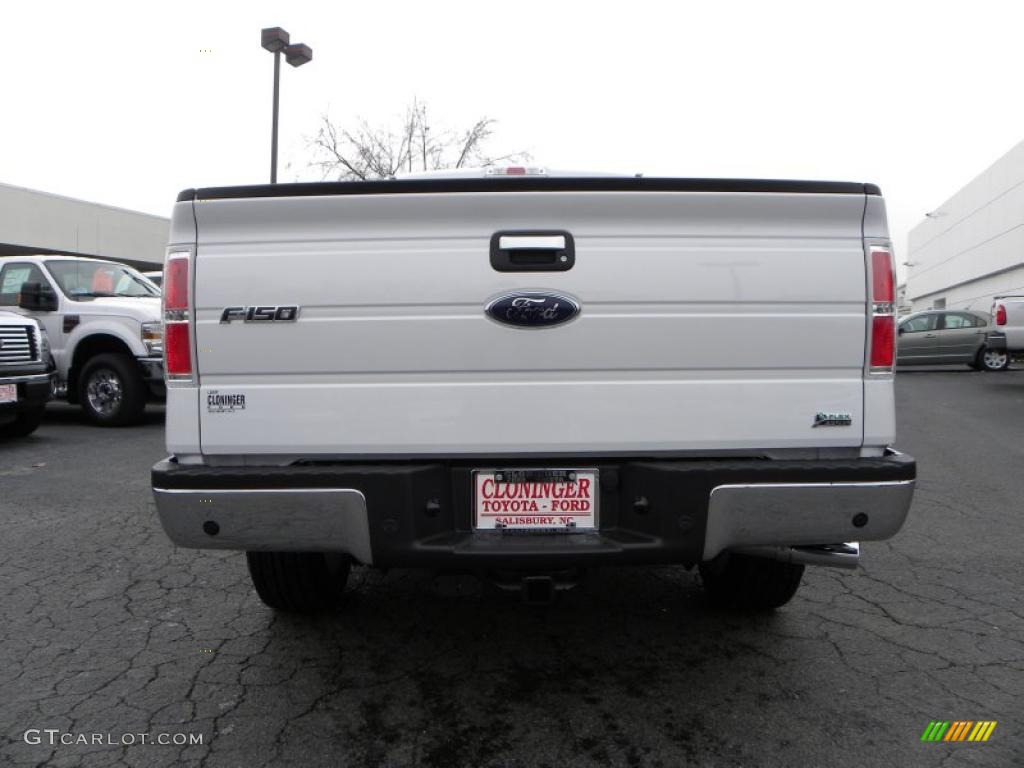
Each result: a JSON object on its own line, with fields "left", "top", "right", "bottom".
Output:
{"left": 211, "top": 565, "right": 809, "bottom": 767}
{"left": 39, "top": 402, "right": 165, "bottom": 427}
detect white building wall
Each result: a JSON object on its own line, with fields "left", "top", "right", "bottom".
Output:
{"left": 907, "top": 139, "right": 1024, "bottom": 313}
{"left": 0, "top": 182, "right": 169, "bottom": 268}
{"left": 911, "top": 265, "right": 1024, "bottom": 312}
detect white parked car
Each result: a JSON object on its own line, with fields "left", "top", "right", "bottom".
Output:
{"left": 152, "top": 169, "right": 916, "bottom": 613}
{"left": 0, "top": 255, "right": 163, "bottom": 425}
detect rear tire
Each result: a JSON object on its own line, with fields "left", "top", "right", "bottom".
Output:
{"left": 246, "top": 552, "right": 351, "bottom": 613}
{"left": 699, "top": 552, "right": 804, "bottom": 610}
{"left": 78, "top": 353, "right": 147, "bottom": 426}
{"left": 0, "top": 406, "right": 45, "bottom": 438}
{"left": 978, "top": 347, "right": 1010, "bottom": 372}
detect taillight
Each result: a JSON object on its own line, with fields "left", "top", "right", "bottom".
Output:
{"left": 870, "top": 316, "right": 895, "bottom": 368}
{"left": 164, "top": 257, "right": 188, "bottom": 311}
{"left": 165, "top": 323, "right": 191, "bottom": 376}
{"left": 868, "top": 246, "right": 896, "bottom": 373}
{"left": 871, "top": 249, "right": 894, "bottom": 303}
{"left": 163, "top": 252, "right": 192, "bottom": 380}
{"left": 995, "top": 303, "right": 1007, "bottom": 325}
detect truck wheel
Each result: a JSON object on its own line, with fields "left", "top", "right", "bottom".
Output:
{"left": 78, "top": 354, "right": 147, "bottom": 426}
{"left": 246, "top": 552, "right": 351, "bottom": 613}
{"left": 699, "top": 552, "right": 804, "bottom": 610}
{"left": 978, "top": 347, "right": 1010, "bottom": 371}
{"left": 0, "top": 406, "right": 45, "bottom": 438}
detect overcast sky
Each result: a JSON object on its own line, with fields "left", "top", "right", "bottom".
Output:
{"left": 5, "top": 0, "right": 1024, "bottom": 279}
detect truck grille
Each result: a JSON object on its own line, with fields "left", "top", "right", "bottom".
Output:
{"left": 0, "top": 325, "right": 36, "bottom": 364}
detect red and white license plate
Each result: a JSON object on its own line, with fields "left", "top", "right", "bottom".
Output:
{"left": 474, "top": 469, "right": 598, "bottom": 531}
{"left": 0, "top": 384, "right": 16, "bottom": 404}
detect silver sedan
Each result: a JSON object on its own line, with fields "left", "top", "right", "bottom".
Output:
{"left": 897, "top": 310, "right": 1009, "bottom": 371}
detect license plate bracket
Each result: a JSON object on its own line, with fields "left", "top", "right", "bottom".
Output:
{"left": 473, "top": 468, "right": 598, "bottom": 532}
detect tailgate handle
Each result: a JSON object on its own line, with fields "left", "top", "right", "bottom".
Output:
{"left": 490, "top": 230, "right": 574, "bottom": 272}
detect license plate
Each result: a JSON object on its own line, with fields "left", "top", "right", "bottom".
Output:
{"left": 0, "top": 384, "right": 16, "bottom": 404}
{"left": 474, "top": 469, "right": 598, "bottom": 531}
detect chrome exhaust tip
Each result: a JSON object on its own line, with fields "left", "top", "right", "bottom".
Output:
{"left": 736, "top": 542, "right": 860, "bottom": 569}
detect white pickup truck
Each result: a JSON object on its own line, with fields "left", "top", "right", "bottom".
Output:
{"left": 0, "top": 311, "right": 54, "bottom": 438}
{"left": 152, "top": 170, "right": 916, "bottom": 612}
{"left": 991, "top": 295, "right": 1024, "bottom": 356}
{"left": 0, "top": 255, "right": 164, "bottom": 425}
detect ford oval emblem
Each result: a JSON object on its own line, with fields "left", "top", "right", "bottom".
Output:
{"left": 485, "top": 291, "right": 581, "bottom": 328}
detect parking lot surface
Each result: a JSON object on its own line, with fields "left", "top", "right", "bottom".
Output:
{"left": 2, "top": 369, "right": 1022, "bottom": 767}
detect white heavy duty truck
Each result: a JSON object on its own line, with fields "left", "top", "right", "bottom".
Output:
{"left": 0, "top": 255, "right": 164, "bottom": 425}
{"left": 152, "top": 170, "right": 916, "bottom": 612}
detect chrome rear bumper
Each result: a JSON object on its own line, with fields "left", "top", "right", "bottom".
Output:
{"left": 703, "top": 479, "right": 915, "bottom": 561}
{"left": 152, "top": 487, "right": 373, "bottom": 563}
{"left": 152, "top": 451, "right": 915, "bottom": 569}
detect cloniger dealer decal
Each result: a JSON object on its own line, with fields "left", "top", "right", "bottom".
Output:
{"left": 207, "top": 391, "right": 246, "bottom": 413}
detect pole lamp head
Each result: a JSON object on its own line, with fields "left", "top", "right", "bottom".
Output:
{"left": 261, "top": 27, "right": 290, "bottom": 52}
{"left": 284, "top": 43, "right": 313, "bottom": 67}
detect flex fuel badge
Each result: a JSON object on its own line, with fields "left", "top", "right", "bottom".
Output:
{"left": 813, "top": 411, "right": 852, "bottom": 427}
{"left": 207, "top": 391, "right": 246, "bottom": 413}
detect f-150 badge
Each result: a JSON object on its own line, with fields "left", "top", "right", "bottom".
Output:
{"left": 220, "top": 306, "right": 299, "bottom": 323}
{"left": 485, "top": 292, "right": 580, "bottom": 328}
{"left": 813, "top": 412, "right": 853, "bottom": 427}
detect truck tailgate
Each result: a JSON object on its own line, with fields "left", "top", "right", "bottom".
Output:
{"left": 191, "top": 188, "right": 869, "bottom": 456}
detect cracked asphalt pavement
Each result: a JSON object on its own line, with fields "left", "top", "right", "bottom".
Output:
{"left": 2, "top": 369, "right": 1022, "bottom": 767}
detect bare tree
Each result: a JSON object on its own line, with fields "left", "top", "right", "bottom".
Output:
{"left": 310, "top": 99, "right": 529, "bottom": 180}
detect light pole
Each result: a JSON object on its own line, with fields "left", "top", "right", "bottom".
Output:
{"left": 261, "top": 27, "right": 313, "bottom": 183}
